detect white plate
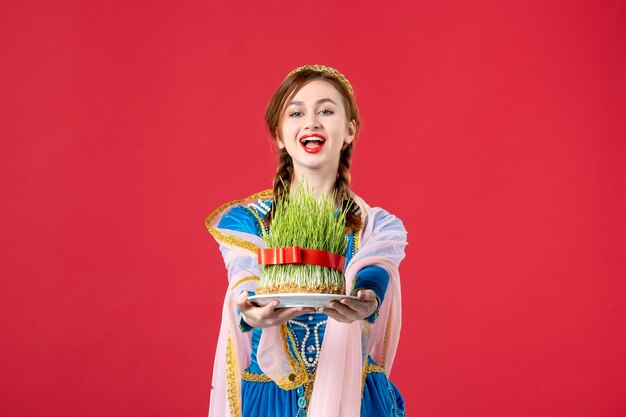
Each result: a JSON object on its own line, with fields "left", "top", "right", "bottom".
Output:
{"left": 248, "top": 293, "right": 359, "bottom": 308}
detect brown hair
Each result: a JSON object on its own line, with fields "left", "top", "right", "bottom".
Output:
{"left": 264, "top": 66, "right": 363, "bottom": 234}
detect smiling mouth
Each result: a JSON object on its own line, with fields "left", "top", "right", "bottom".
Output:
{"left": 300, "top": 135, "right": 326, "bottom": 153}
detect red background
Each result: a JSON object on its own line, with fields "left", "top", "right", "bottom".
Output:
{"left": 2, "top": 1, "right": 625, "bottom": 416}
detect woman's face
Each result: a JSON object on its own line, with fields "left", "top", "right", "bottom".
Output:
{"left": 277, "top": 79, "right": 356, "bottom": 175}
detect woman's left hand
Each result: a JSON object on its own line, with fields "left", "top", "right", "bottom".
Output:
{"left": 319, "top": 289, "right": 378, "bottom": 324}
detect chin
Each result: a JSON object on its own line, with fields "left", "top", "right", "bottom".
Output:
{"left": 293, "top": 159, "right": 330, "bottom": 172}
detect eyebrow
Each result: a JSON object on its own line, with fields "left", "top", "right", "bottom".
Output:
{"left": 287, "top": 98, "right": 338, "bottom": 107}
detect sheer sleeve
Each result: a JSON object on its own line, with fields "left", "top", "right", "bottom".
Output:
{"left": 217, "top": 205, "right": 263, "bottom": 332}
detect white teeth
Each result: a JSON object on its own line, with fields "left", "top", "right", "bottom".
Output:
{"left": 300, "top": 137, "right": 325, "bottom": 144}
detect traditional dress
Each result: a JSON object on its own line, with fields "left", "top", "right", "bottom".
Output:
{"left": 206, "top": 190, "right": 408, "bottom": 417}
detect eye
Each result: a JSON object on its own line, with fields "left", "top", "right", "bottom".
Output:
{"left": 289, "top": 111, "right": 303, "bottom": 117}
{"left": 319, "top": 109, "right": 334, "bottom": 115}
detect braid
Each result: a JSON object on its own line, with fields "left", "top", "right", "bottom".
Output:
{"left": 335, "top": 143, "right": 363, "bottom": 234}
{"left": 266, "top": 148, "right": 293, "bottom": 225}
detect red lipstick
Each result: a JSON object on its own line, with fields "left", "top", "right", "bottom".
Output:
{"left": 299, "top": 133, "right": 326, "bottom": 153}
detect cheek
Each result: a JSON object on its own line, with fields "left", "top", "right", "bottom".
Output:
{"left": 282, "top": 121, "right": 298, "bottom": 134}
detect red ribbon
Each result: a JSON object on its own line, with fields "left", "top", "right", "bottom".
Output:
{"left": 258, "top": 246, "right": 346, "bottom": 272}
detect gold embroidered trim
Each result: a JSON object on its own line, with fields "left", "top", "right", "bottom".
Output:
{"left": 350, "top": 230, "right": 362, "bottom": 293}
{"left": 363, "top": 320, "right": 371, "bottom": 339}
{"left": 366, "top": 363, "right": 385, "bottom": 374}
{"left": 240, "top": 368, "right": 317, "bottom": 411}
{"left": 361, "top": 362, "right": 386, "bottom": 393}
{"left": 304, "top": 369, "right": 316, "bottom": 408}
{"left": 362, "top": 362, "right": 368, "bottom": 394}
{"left": 231, "top": 276, "right": 260, "bottom": 290}
{"left": 274, "top": 324, "right": 309, "bottom": 390}
{"left": 243, "top": 364, "right": 383, "bottom": 382}
{"left": 243, "top": 205, "right": 269, "bottom": 240}
{"left": 205, "top": 189, "right": 273, "bottom": 253}
{"left": 286, "top": 325, "right": 315, "bottom": 411}
{"left": 212, "top": 230, "right": 259, "bottom": 253}
{"left": 238, "top": 326, "right": 313, "bottom": 390}
{"left": 255, "top": 283, "right": 345, "bottom": 295}
{"left": 241, "top": 371, "right": 272, "bottom": 382}
{"left": 381, "top": 307, "right": 393, "bottom": 369}
{"left": 226, "top": 333, "right": 241, "bottom": 417}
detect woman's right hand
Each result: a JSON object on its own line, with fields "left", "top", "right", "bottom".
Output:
{"left": 236, "top": 291, "right": 315, "bottom": 329}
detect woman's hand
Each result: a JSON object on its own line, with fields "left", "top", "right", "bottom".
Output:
{"left": 320, "top": 289, "right": 378, "bottom": 324}
{"left": 237, "top": 291, "right": 315, "bottom": 329}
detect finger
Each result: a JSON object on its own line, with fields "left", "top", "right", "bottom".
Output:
{"left": 339, "top": 299, "right": 374, "bottom": 315}
{"left": 327, "top": 302, "right": 362, "bottom": 322}
{"left": 329, "top": 300, "right": 359, "bottom": 317}
{"left": 357, "top": 290, "right": 377, "bottom": 302}
{"left": 261, "top": 300, "right": 280, "bottom": 314}
{"left": 237, "top": 291, "right": 253, "bottom": 311}
{"left": 265, "top": 307, "right": 310, "bottom": 327}
{"left": 350, "top": 290, "right": 378, "bottom": 313}
{"left": 318, "top": 307, "right": 351, "bottom": 323}
{"left": 273, "top": 307, "right": 311, "bottom": 323}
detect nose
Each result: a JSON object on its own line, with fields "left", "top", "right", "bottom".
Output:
{"left": 304, "top": 113, "right": 320, "bottom": 130}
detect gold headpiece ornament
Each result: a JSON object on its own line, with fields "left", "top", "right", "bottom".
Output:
{"left": 285, "top": 64, "right": 354, "bottom": 97}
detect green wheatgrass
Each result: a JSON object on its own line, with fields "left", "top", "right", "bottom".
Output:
{"left": 258, "top": 182, "right": 351, "bottom": 294}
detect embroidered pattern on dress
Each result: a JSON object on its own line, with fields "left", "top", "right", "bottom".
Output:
{"left": 231, "top": 276, "right": 260, "bottom": 290}
{"left": 205, "top": 189, "right": 273, "bottom": 253}
{"left": 271, "top": 324, "right": 309, "bottom": 391}
{"left": 287, "top": 318, "right": 326, "bottom": 370}
{"left": 242, "top": 204, "right": 269, "bottom": 240}
{"left": 226, "top": 333, "right": 241, "bottom": 417}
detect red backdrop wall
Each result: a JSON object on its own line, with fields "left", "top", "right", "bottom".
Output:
{"left": 1, "top": 1, "right": 625, "bottom": 416}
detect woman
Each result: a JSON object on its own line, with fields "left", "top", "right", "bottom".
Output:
{"left": 206, "top": 65, "right": 408, "bottom": 417}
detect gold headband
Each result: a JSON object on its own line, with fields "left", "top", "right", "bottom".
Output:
{"left": 285, "top": 64, "right": 354, "bottom": 97}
